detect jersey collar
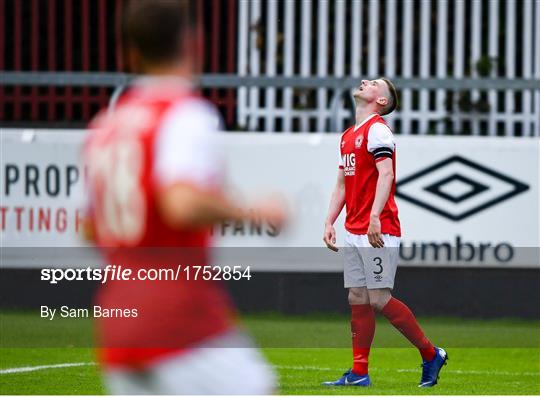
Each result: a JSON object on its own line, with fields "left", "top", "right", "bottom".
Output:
{"left": 134, "top": 75, "right": 193, "bottom": 88}
{"left": 354, "top": 113, "right": 378, "bottom": 131}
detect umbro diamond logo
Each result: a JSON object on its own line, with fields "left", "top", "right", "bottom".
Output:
{"left": 396, "top": 155, "right": 529, "bottom": 221}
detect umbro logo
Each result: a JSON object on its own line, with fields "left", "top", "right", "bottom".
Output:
{"left": 396, "top": 155, "right": 529, "bottom": 221}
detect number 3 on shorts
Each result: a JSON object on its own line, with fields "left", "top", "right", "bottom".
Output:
{"left": 373, "top": 257, "right": 383, "bottom": 275}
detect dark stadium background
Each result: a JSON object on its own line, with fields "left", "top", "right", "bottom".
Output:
{"left": 1, "top": 0, "right": 533, "bottom": 132}
{"left": 0, "top": 0, "right": 239, "bottom": 128}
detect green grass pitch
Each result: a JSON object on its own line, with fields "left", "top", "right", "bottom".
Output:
{"left": 1, "top": 311, "right": 539, "bottom": 394}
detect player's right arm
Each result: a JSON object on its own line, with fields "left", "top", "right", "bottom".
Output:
{"left": 154, "top": 99, "right": 285, "bottom": 229}
{"left": 157, "top": 183, "right": 283, "bottom": 228}
{"left": 323, "top": 167, "right": 345, "bottom": 252}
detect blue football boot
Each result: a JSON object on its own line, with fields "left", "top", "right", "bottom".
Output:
{"left": 322, "top": 369, "right": 371, "bottom": 386}
{"left": 418, "top": 347, "right": 448, "bottom": 387}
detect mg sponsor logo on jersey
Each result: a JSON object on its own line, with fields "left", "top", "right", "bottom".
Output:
{"left": 342, "top": 153, "right": 355, "bottom": 176}
{"left": 395, "top": 155, "right": 530, "bottom": 221}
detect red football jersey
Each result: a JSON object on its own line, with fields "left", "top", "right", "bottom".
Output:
{"left": 84, "top": 78, "right": 234, "bottom": 367}
{"left": 339, "top": 114, "right": 401, "bottom": 237}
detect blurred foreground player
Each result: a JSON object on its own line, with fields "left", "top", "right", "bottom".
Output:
{"left": 83, "top": 0, "right": 282, "bottom": 394}
{"left": 322, "top": 79, "right": 447, "bottom": 387}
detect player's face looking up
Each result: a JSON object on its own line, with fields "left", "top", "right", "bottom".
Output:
{"left": 353, "top": 79, "right": 389, "bottom": 107}
{"left": 352, "top": 78, "right": 397, "bottom": 116}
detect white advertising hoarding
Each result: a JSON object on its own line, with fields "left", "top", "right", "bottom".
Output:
{"left": 1, "top": 129, "right": 538, "bottom": 269}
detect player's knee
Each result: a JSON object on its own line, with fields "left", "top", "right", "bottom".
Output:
{"left": 348, "top": 288, "right": 369, "bottom": 305}
{"left": 369, "top": 290, "right": 392, "bottom": 312}
{"left": 369, "top": 298, "right": 385, "bottom": 312}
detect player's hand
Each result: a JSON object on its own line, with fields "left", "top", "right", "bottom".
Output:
{"left": 367, "top": 215, "right": 384, "bottom": 248}
{"left": 253, "top": 195, "right": 287, "bottom": 231}
{"left": 81, "top": 217, "right": 95, "bottom": 243}
{"left": 323, "top": 224, "right": 339, "bottom": 252}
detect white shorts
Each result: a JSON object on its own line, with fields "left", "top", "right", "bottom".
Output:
{"left": 343, "top": 231, "right": 400, "bottom": 290}
{"left": 104, "top": 331, "right": 276, "bottom": 395}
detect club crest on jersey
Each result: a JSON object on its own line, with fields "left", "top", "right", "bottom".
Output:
{"left": 355, "top": 135, "right": 363, "bottom": 148}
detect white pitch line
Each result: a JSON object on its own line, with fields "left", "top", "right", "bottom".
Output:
{"left": 0, "top": 362, "right": 95, "bottom": 375}
{"left": 276, "top": 365, "right": 335, "bottom": 371}
{"left": 1, "top": 362, "right": 538, "bottom": 378}
{"left": 396, "top": 368, "right": 539, "bottom": 377}
{"left": 275, "top": 365, "right": 539, "bottom": 377}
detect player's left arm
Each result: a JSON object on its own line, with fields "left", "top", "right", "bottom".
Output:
{"left": 367, "top": 122, "right": 395, "bottom": 248}
{"left": 368, "top": 159, "right": 394, "bottom": 248}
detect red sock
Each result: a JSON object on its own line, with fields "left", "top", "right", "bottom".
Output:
{"left": 380, "top": 297, "right": 436, "bottom": 361}
{"left": 351, "top": 304, "right": 375, "bottom": 375}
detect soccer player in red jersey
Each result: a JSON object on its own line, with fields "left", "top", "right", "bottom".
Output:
{"left": 83, "top": 1, "right": 283, "bottom": 393}
{"left": 322, "top": 78, "right": 447, "bottom": 387}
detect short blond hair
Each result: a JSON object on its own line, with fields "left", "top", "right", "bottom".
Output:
{"left": 380, "top": 78, "right": 398, "bottom": 115}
